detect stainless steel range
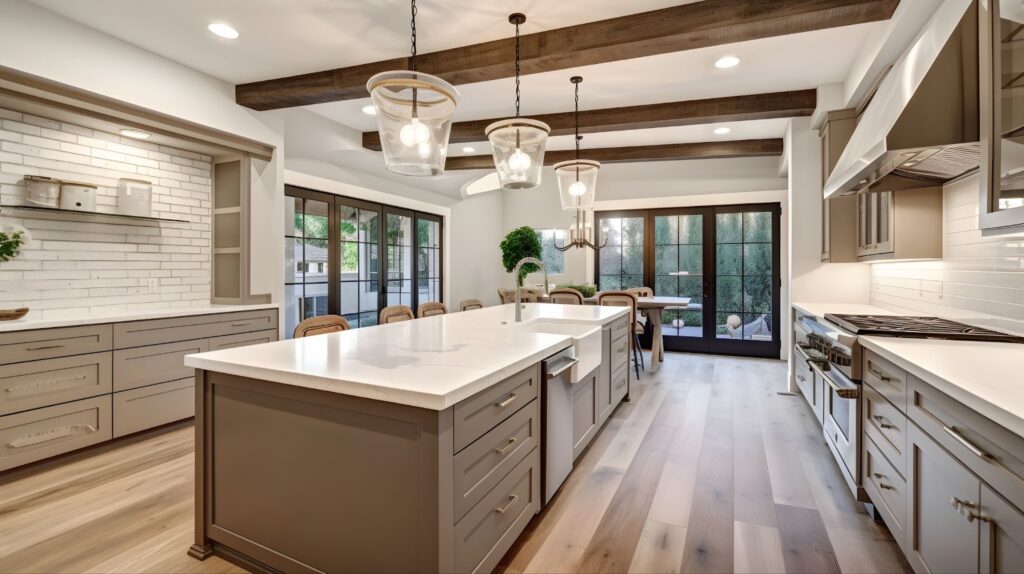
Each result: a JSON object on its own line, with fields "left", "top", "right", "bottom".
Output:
{"left": 792, "top": 311, "right": 1024, "bottom": 501}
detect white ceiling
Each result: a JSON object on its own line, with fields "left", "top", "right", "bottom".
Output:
{"left": 28, "top": 0, "right": 888, "bottom": 197}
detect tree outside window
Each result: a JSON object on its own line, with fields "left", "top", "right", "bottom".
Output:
{"left": 535, "top": 229, "right": 566, "bottom": 274}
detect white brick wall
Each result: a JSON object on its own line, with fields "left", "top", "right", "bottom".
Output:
{"left": 0, "top": 106, "right": 212, "bottom": 320}
{"left": 870, "top": 174, "right": 1024, "bottom": 334}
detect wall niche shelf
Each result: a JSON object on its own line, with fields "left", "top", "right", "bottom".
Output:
{"left": 0, "top": 204, "right": 189, "bottom": 224}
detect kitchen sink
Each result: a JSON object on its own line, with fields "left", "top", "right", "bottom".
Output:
{"left": 514, "top": 320, "right": 602, "bottom": 383}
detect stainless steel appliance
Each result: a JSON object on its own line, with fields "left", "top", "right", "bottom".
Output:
{"left": 793, "top": 312, "right": 1024, "bottom": 501}
{"left": 541, "top": 346, "right": 580, "bottom": 505}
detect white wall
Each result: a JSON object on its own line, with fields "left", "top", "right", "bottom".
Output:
{"left": 870, "top": 174, "right": 1024, "bottom": 335}
{"left": 449, "top": 191, "right": 507, "bottom": 307}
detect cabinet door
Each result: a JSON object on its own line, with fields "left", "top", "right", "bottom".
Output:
{"left": 908, "top": 424, "right": 981, "bottom": 574}
{"left": 875, "top": 190, "right": 894, "bottom": 254}
{"left": 821, "top": 126, "right": 832, "bottom": 261}
{"left": 980, "top": 484, "right": 1024, "bottom": 574}
{"left": 572, "top": 373, "right": 598, "bottom": 460}
{"left": 597, "top": 328, "right": 613, "bottom": 424}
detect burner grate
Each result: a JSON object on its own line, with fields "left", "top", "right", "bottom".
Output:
{"left": 824, "top": 314, "right": 1024, "bottom": 343}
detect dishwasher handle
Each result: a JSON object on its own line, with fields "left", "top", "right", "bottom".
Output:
{"left": 545, "top": 357, "right": 580, "bottom": 380}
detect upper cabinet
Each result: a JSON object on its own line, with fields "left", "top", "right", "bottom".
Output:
{"left": 820, "top": 109, "right": 859, "bottom": 263}
{"left": 981, "top": 0, "right": 1024, "bottom": 230}
{"left": 856, "top": 186, "right": 943, "bottom": 262}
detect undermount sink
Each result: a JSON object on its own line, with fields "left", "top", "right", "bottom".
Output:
{"left": 514, "top": 320, "right": 602, "bottom": 383}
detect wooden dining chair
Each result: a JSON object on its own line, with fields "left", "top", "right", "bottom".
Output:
{"left": 548, "top": 288, "right": 584, "bottom": 305}
{"left": 293, "top": 315, "right": 351, "bottom": 338}
{"left": 626, "top": 288, "right": 654, "bottom": 371}
{"left": 498, "top": 288, "right": 539, "bottom": 304}
{"left": 459, "top": 299, "right": 484, "bottom": 312}
{"left": 379, "top": 305, "right": 415, "bottom": 324}
{"left": 418, "top": 301, "right": 447, "bottom": 318}
{"left": 597, "top": 291, "right": 643, "bottom": 379}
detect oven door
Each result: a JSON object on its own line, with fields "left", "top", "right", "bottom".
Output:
{"left": 811, "top": 362, "right": 865, "bottom": 500}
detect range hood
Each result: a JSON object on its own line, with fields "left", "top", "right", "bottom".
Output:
{"left": 824, "top": 0, "right": 979, "bottom": 198}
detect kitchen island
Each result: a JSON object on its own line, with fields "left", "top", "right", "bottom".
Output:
{"left": 184, "top": 303, "right": 630, "bottom": 574}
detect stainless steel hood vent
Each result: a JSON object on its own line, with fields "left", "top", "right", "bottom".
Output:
{"left": 824, "top": 0, "right": 979, "bottom": 198}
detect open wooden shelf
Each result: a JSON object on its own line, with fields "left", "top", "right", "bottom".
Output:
{"left": 0, "top": 204, "right": 189, "bottom": 224}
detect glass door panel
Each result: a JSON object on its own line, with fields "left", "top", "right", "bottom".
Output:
{"left": 715, "top": 210, "right": 773, "bottom": 342}
{"left": 284, "top": 195, "right": 331, "bottom": 336}
{"left": 597, "top": 215, "right": 644, "bottom": 290}
{"left": 417, "top": 216, "right": 442, "bottom": 305}
{"left": 384, "top": 210, "right": 414, "bottom": 308}
{"left": 338, "top": 201, "right": 381, "bottom": 328}
{"left": 653, "top": 213, "right": 704, "bottom": 339}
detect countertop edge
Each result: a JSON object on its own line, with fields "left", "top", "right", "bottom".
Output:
{"left": 858, "top": 336, "right": 1024, "bottom": 440}
{"left": 0, "top": 303, "right": 280, "bottom": 333}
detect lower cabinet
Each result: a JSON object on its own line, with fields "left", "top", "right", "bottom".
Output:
{"left": 980, "top": 484, "right": 1024, "bottom": 573}
{"left": 0, "top": 395, "right": 112, "bottom": 471}
{"left": 907, "top": 423, "right": 982, "bottom": 574}
{"left": 112, "top": 378, "right": 194, "bottom": 438}
{"left": 572, "top": 370, "right": 598, "bottom": 461}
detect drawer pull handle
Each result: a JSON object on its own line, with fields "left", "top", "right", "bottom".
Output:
{"left": 867, "top": 365, "right": 891, "bottom": 382}
{"left": 495, "top": 394, "right": 517, "bottom": 409}
{"left": 496, "top": 437, "right": 518, "bottom": 455}
{"left": 6, "top": 375, "right": 88, "bottom": 393}
{"left": 872, "top": 472, "right": 895, "bottom": 490}
{"left": 942, "top": 425, "right": 993, "bottom": 462}
{"left": 878, "top": 483, "right": 895, "bottom": 491}
{"left": 231, "top": 322, "right": 251, "bottom": 327}
{"left": 964, "top": 510, "right": 990, "bottom": 524}
{"left": 495, "top": 494, "right": 519, "bottom": 514}
{"left": 950, "top": 496, "right": 975, "bottom": 511}
{"left": 25, "top": 344, "right": 66, "bottom": 352}
{"left": 796, "top": 374, "right": 806, "bottom": 383}
{"left": 872, "top": 415, "right": 894, "bottom": 430}
{"left": 7, "top": 424, "right": 97, "bottom": 448}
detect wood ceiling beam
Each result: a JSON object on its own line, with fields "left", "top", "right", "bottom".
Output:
{"left": 235, "top": 0, "right": 898, "bottom": 110}
{"left": 443, "top": 139, "right": 783, "bottom": 170}
{"left": 362, "top": 90, "right": 815, "bottom": 151}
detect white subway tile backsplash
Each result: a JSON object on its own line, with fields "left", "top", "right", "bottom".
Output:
{"left": 0, "top": 105, "right": 212, "bottom": 319}
{"left": 870, "top": 174, "right": 1024, "bottom": 334}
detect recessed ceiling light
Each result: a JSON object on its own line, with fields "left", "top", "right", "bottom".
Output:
{"left": 715, "top": 55, "right": 740, "bottom": 69}
{"left": 208, "top": 22, "right": 239, "bottom": 39}
{"left": 120, "top": 129, "right": 151, "bottom": 140}
{"left": 714, "top": 127, "right": 731, "bottom": 135}
{"left": 461, "top": 146, "right": 476, "bottom": 153}
{"left": 361, "top": 105, "right": 377, "bottom": 115}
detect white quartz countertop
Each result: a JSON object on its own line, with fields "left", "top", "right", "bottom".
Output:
{"left": 0, "top": 303, "right": 279, "bottom": 332}
{"left": 185, "top": 303, "right": 629, "bottom": 410}
{"left": 859, "top": 336, "right": 1024, "bottom": 439}
{"left": 792, "top": 301, "right": 898, "bottom": 319}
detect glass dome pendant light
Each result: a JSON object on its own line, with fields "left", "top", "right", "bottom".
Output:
{"left": 366, "top": 0, "right": 459, "bottom": 176}
{"left": 486, "top": 13, "right": 550, "bottom": 190}
{"left": 554, "top": 76, "right": 600, "bottom": 211}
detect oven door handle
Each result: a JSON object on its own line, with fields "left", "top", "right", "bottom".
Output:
{"left": 808, "top": 361, "right": 861, "bottom": 399}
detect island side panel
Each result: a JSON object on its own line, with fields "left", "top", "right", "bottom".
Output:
{"left": 196, "top": 370, "right": 451, "bottom": 574}
{"left": 188, "top": 368, "right": 213, "bottom": 560}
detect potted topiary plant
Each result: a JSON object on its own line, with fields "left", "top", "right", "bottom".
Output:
{"left": 0, "top": 224, "right": 29, "bottom": 320}
{"left": 500, "top": 226, "right": 542, "bottom": 286}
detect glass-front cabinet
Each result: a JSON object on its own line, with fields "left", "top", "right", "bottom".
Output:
{"left": 981, "top": 0, "right": 1024, "bottom": 229}
{"left": 857, "top": 189, "right": 894, "bottom": 258}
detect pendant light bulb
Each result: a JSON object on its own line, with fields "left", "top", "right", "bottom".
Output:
{"left": 508, "top": 148, "right": 532, "bottom": 172}
{"left": 400, "top": 118, "right": 431, "bottom": 147}
{"left": 417, "top": 141, "right": 432, "bottom": 159}
{"left": 569, "top": 180, "right": 587, "bottom": 197}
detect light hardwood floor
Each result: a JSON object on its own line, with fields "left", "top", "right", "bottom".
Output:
{"left": 0, "top": 352, "right": 911, "bottom": 574}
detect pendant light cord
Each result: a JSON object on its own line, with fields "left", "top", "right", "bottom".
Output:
{"left": 514, "top": 19, "right": 521, "bottom": 118}
{"left": 574, "top": 81, "right": 580, "bottom": 160}
{"left": 410, "top": 0, "right": 418, "bottom": 71}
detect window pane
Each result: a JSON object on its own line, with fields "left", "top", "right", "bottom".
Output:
{"left": 744, "top": 275, "right": 772, "bottom": 314}
{"left": 286, "top": 197, "right": 303, "bottom": 237}
{"left": 654, "top": 274, "right": 678, "bottom": 297}
{"left": 655, "top": 245, "right": 678, "bottom": 275}
{"left": 599, "top": 275, "right": 621, "bottom": 291}
{"left": 654, "top": 216, "right": 677, "bottom": 245}
{"left": 716, "top": 212, "right": 742, "bottom": 243}
{"left": 716, "top": 275, "right": 742, "bottom": 312}
{"left": 303, "top": 239, "right": 328, "bottom": 282}
{"left": 599, "top": 245, "right": 622, "bottom": 276}
{"left": 743, "top": 211, "right": 771, "bottom": 242}
{"left": 743, "top": 243, "right": 772, "bottom": 276}
{"left": 622, "top": 243, "right": 643, "bottom": 275}
{"left": 339, "top": 205, "right": 358, "bottom": 241}
{"left": 304, "top": 200, "right": 329, "bottom": 239}
{"left": 679, "top": 245, "right": 702, "bottom": 274}
{"left": 679, "top": 214, "right": 703, "bottom": 244}
{"left": 285, "top": 237, "right": 301, "bottom": 283}
{"left": 716, "top": 244, "right": 741, "bottom": 276}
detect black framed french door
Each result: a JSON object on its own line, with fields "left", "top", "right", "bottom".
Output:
{"left": 595, "top": 203, "right": 781, "bottom": 359}
{"left": 285, "top": 185, "right": 444, "bottom": 336}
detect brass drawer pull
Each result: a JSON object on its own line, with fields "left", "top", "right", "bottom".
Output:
{"left": 872, "top": 415, "right": 894, "bottom": 430}
{"left": 7, "top": 424, "right": 97, "bottom": 448}
{"left": 495, "top": 394, "right": 517, "bottom": 408}
{"left": 6, "top": 375, "right": 88, "bottom": 393}
{"left": 495, "top": 494, "right": 519, "bottom": 514}
{"left": 495, "top": 437, "right": 518, "bottom": 455}
{"left": 867, "top": 365, "right": 891, "bottom": 382}
{"left": 25, "top": 344, "right": 66, "bottom": 352}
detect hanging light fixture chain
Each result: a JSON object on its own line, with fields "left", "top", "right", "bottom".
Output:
{"left": 574, "top": 80, "right": 580, "bottom": 159}
{"left": 410, "top": 0, "right": 418, "bottom": 71}
{"left": 514, "top": 18, "right": 521, "bottom": 118}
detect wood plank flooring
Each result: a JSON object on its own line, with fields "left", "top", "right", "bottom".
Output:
{"left": 0, "top": 352, "right": 911, "bottom": 574}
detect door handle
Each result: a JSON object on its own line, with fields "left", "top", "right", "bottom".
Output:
{"left": 942, "top": 425, "right": 993, "bottom": 462}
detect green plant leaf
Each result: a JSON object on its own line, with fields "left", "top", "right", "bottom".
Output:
{"left": 499, "top": 226, "right": 542, "bottom": 286}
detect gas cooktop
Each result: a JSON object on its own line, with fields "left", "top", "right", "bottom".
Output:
{"left": 823, "top": 314, "right": 1024, "bottom": 343}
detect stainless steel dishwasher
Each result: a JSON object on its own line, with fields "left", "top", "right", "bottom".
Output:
{"left": 541, "top": 346, "right": 579, "bottom": 505}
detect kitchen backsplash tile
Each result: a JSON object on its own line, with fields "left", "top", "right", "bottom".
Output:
{"left": 869, "top": 174, "right": 1024, "bottom": 334}
{"left": 0, "top": 107, "right": 211, "bottom": 320}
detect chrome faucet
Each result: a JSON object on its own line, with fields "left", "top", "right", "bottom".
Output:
{"left": 513, "top": 256, "right": 547, "bottom": 323}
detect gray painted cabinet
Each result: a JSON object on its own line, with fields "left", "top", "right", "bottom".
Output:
{"left": 0, "top": 308, "right": 277, "bottom": 472}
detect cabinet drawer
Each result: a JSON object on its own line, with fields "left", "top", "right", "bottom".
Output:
{"left": 0, "top": 352, "right": 112, "bottom": 415}
{"left": 454, "top": 363, "right": 539, "bottom": 453}
{"left": 454, "top": 448, "right": 540, "bottom": 574}
{"left": 112, "top": 378, "right": 193, "bottom": 438}
{"left": 0, "top": 395, "right": 111, "bottom": 471}
{"left": 612, "top": 362, "right": 628, "bottom": 403}
{"left": 609, "top": 316, "right": 629, "bottom": 342}
{"left": 794, "top": 351, "right": 814, "bottom": 408}
{"left": 113, "top": 339, "right": 207, "bottom": 392}
{"left": 610, "top": 334, "right": 629, "bottom": 372}
{"left": 208, "top": 329, "right": 278, "bottom": 351}
{"left": 863, "top": 435, "right": 908, "bottom": 553}
{"left": 572, "top": 372, "right": 598, "bottom": 460}
{"left": 863, "top": 349, "right": 906, "bottom": 412}
{"left": 453, "top": 397, "right": 538, "bottom": 522}
{"left": 0, "top": 325, "right": 112, "bottom": 365}
{"left": 113, "top": 309, "right": 277, "bottom": 348}
{"left": 863, "top": 383, "right": 908, "bottom": 479}
{"left": 908, "top": 374, "right": 1024, "bottom": 513}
